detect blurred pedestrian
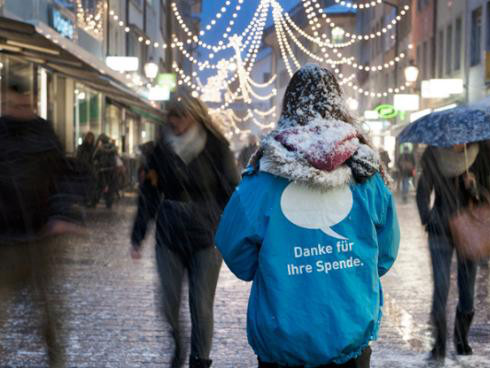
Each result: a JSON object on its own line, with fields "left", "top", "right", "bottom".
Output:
{"left": 137, "top": 141, "right": 155, "bottom": 185}
{"left": 397, "top": 145, "right": 416, "bottom": 202}
{"left": 77, "top": 132, "right": 96, "bottom": 207}
{"left": 379, "top": 148, "right": 391, "bottom": 169}
{"left": 215, "top": 65, "right": 400, "bottom": 368}
{"left": 93, "top": 134, "right": 117, "bottom": 208}
{"left": 416, "top": 143, "right": 490, "bottom": 361}
{"left": 237, "top": 134, "right": 258, "bottom": 171}
{"left": 0, "top": 76, "right": 84, "bottom": 367}
{"left": 130, "top": 93, "right": 240, "bottom": 368}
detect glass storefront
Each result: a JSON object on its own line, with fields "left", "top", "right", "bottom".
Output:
{"left": 104, "top": 101, "right": 124, "bottom": 152}
{"left": 0, "top": 54, "right": 155, "bottom": 156}
{"left": 74, "top": 83, "right": 102, "bottom": 146}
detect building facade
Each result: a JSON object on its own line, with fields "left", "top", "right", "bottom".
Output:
{"left": 0, "top": 0, "right": 200, "bottom": 156}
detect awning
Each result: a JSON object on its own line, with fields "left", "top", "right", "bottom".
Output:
{"left": 0, "top": 16, "right": 165, "bottom": 121}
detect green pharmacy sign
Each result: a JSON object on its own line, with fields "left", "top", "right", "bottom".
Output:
{"left": 374, "top": 104, "right": 405, "bottom": 120}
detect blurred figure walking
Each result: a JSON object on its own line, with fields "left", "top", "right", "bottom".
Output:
{"left": 397, "top": 146, "right": 416, "bottom": 202}
{"left": 130, "top": 94, "right": 239, "bottom": 368}
{"left": 417, "top": 143, "right": 490, "bottom": 361}
{"left": 77, "top": 132, "right": 96, "bottom": 207}
{"left": 93, "top": 134, "right": 117, "bottom": 208}
{"left": 0, "top": 76, "right": 84, "bottom": 367}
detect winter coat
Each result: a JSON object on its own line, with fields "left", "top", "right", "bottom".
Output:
{"left": 416, "top": 145, "right": 490, "bottom": 236}
{"left": 216, "top": 64, "right": 400, "bottom": 367}
{"left": 93, "top": 142, "right": 117, "bottom": 172}
{"left": 0, "top": 116, "right": 85, "bottom": 242}
{"left": 131, "top": 126, "right": 240, "bottom": 260}
{"left": 397, "top": 152, "right": 416, "bottom": 178}
{"left": 77, "top": 142, "right": 95, "bottom": 167}
{"left": 216, "top": 171, "right": 399, "bottom": 366}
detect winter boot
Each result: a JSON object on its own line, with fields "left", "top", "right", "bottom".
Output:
{"left": 430, "top": 316, "right": 447, "bottom": 361}
{"left": 189, "top": 356, "right": 212, "bottom": 368}
{"left": 454, "top": 309, "right": 474, "bottom": 355}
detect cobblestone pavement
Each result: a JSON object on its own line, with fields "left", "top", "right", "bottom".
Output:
{"left": 0, "top": 193, "right": 489, "bottom": 367}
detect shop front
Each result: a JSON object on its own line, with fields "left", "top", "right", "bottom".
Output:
{"left": 0, "top": 16, "right": 164, "bottom": 158}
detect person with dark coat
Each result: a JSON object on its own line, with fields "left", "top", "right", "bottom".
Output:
{"left": 77, "top": 132, "right": 96, "bottom": 206}
{"left": 130, "top": 94, "right": 240, "bottom": 368}
{"left": 398, "top": 146, "right": 416, "bottom": 202}
{"left": 416, "top": 143, "right": 490, "bottom": 361}
{"left": 93, "top": 134, "right": 117, "bottom": 208}
{"left": 0, "top": 76, "right": 85, "bottom": 367}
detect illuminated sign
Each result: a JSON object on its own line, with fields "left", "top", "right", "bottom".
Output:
{"left": 421, "top": 79, "right": 464, "bottom": 98}
{"left": 106, "top": 57, "right": 139, "bottom": 72}
{"left": 49, "top": 6, "right": 76, "bottom": 40}
{"left": 365, "top": 104, "right": 406, "bottom": 120}
{"left": 156, "top": 73, "right": 177, "bottom": 92}
{"left": 393, "top": 94, "right": 420, "bottom": 111}
{"left": 375, "top": 104, "right": 398, "bottom": 119}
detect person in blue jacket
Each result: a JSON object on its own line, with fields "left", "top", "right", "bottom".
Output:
{"left": 215, "top": 64, "right": 400, "bottom": 368}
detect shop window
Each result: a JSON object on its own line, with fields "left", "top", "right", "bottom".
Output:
{"left": 446, "top": 24, "right": 453, "bottom": 75}
{"left": 437, "top": 30, "right": 444, "bottom": 78}
{"left": 423, "top": 41, "right": 428, "bottom": 80}
{"left": 471, "top": 7, "right": 482, "bottom": 66}
{"left": 455, "top": 17, "right": 462, "bottom": 70}
{"left": 74, "top": 84, "right": 101, "bottom": 147}
{"left": 331, "top": 27, "right": 345, "bottom": 45}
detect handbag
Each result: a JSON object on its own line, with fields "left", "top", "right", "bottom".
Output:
{"left": 449, "top": 200, "right": 490, "bottom": 261}
{"left": 449, "top": 144, "right": 490, "bottom": 261}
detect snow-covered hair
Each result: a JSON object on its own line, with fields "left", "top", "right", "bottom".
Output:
{"left": 279, "top": 64, "right": 354, "bottom": 127}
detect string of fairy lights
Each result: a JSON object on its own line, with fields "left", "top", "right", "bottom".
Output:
{"left": 102, "top": 0, "right": 413, "bottom": 137}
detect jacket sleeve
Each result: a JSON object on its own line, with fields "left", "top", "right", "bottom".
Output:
{"left": 377, "top": 190, "right": 400, "bottom": 277}
{"left": 215, "top": 184, "right": 263, "bottom": 281}
{"left": 130, "top": 149, "right": 165, "bottom": 247}
{"left": 416, "top": 160, "right": 434, "bottom": 226}
{"left": 131, "top": 177, "right": 161, "bottom": 247}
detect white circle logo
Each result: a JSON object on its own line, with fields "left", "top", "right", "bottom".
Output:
{"left": 280, "top": 183, "right": 353, "bottom": 239}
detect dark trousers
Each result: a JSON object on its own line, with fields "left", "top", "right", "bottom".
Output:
{"left": 156, "top": 244, "right": 222, "bottom": 367}
{"left": 0, "top": 239, "right": 65, "bottom": 366}
{"left": 428, "top": 233, "right": 477, "bottom": 335}
{"left": 258, "top": 347, "right": 372, "bottom": 368}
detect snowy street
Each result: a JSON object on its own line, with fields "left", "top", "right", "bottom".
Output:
{"left": 1, "top": 193, "right": 489, "bottom": 367}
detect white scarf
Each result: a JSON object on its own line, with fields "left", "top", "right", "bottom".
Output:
{"left": 166, "top": 123, "right": 207, "bottom": 164}
{"left": 434, "top": 144, "right": 480, "bottom": 178}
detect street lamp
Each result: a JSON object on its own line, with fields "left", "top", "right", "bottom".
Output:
{"left": 144, "top": 58, "right": 159, "bottom": 80}
{"left": 404, "top": 60, "right": 420, "bottom": 84}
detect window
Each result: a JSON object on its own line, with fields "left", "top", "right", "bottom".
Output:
{"left": 455, "top": 17, "right": 462, "bottom": 70}
{"left": 471, "top": 7, "right": 482, "bottom": 66}
{"left": 438, "top": 30, "right": 444, "bottom": 77}
{"left": 416, "top": 44, "right": 421, "bottom": 73}
{"left": 331, "top": 27, "right": 345, "bottom": 45}
{"left": 446, "top": 24, "right": 453, "bottom": 74}
{"left": 487, "top": 2, "right": 490, "bottom": 51}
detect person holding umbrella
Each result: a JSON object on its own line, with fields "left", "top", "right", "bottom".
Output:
{"left": 399, "top": 107, "right": 490, "bottom": 361}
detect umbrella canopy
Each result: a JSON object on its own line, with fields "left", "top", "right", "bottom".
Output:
{"left": 398, "top": 107, "right": 490, "bottom": 147}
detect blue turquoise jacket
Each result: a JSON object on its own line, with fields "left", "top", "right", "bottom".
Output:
{"left": 215, "top": 171, "right": 400, "bottom": 367}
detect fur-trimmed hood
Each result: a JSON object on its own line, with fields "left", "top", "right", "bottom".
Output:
{"left": 255, "top": 64, "right": 381, "bottom": 190}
